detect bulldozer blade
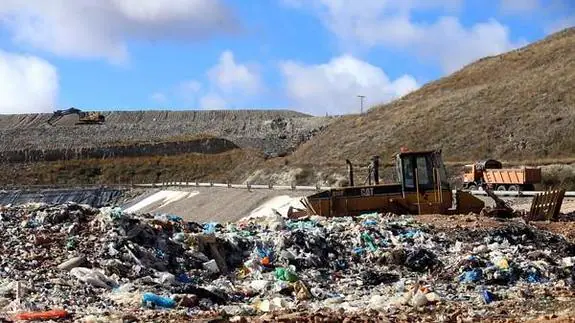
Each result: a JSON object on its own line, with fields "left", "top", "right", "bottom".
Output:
{"left": 455, "top": 190, "right": 485, "bottom": 215}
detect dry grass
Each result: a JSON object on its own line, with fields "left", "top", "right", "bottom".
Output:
{"left": 104, "top": 134, "right": 217, "bottom": 147}
{"left": 539, "top": 164, "right": 575, "bottom": 190}
{"left": 289, "top": 27, "right": 575, "bottom": 166}
{"left": 0, "top": 149, "right": 266, "bottom": 186}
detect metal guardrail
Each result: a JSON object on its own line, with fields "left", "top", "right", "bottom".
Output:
{"left": 132, "top": 182, "right": 332, "bottom": 191}
{"left": 4, "top": 181, "right": 574, "bottom": 198}
{"left": 467, "top": 189, "right": 575, "bottom": 197}
{"left": 133, "top": 182, "right": 575, "bottom": 197}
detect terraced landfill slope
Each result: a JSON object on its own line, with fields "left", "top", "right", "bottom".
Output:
{"left": 0, "top": 110, "right": 334, "bottom": 158}
{"left": 291, "top": 27, "right": 575, "bottom": 166}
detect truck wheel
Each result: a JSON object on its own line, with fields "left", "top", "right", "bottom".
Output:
{"left": 508, "top": 185, "right": 519, "bottom": 191}
{"left": 496, "top": 185, "right": 507, "bottom": 191}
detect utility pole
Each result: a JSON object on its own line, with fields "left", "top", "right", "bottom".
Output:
{"left": 357, "top": 95, "right": 365, "bottom": 114}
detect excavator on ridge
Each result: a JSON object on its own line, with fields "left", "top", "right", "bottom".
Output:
{"left": 47, "top": 107, "right": 106, "bottom": 125}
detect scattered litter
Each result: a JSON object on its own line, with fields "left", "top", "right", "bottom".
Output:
{"left": 0, "top": 202, "right": 574, "bottom": 321}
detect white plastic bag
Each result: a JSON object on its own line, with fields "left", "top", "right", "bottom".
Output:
{"left": 70, "top": 267, "right": 116, "bottom": 289}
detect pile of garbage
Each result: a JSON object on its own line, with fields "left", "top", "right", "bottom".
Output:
{"left": 1, "top": 202, "right": 575, "bottom": 321}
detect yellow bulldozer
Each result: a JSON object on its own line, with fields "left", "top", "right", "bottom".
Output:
{"left": 47, "top": 107, "right": 105, "bottom": 125}
{"left": 300, "top": 149, "right": 487, "bottom": 217}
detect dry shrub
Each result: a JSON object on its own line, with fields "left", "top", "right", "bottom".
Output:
{"left": 541, "top": 164, "right": 575, "bottom": 190}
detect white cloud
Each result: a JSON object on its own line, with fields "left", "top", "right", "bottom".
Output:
{"left": 0, "top": 50, "right": 58, "bottom": 114}
{"left": 280, "top": 55, "right": 419, "bottom": 116}
{"left": 282, "top": 0, "right": 462, "bottom": 13}
{"left": 172, "top": 79, "right": 203, "bottom": 104}
{"left": 150, "top": 92, "right": 167, "bottom": 104}
{"left": 163, "top": 50, "right": 263, "bottom": 109}
{"left": 207, "top": 51, "right": 262, "bottom": 94}
{"left": 284, "top": 0, "right": 522, "bottom": 73}
{"left": 282, "top": 0, "right": 461, "bottom": 48}
{"left": 179, "top": 80, "right": 202, "bottom": 93}
{"left": 0, "top": 0, "right": 238, "bottom": 63}
{"left": 417, "top": 17, "right": 525, "bottom": 73}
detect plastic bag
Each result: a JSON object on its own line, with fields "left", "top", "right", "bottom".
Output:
{"left": 142, "top": 293, "right": 176, "bottom": 308}
{"left": 70, "top": 267, "right": 117, "bottom": 289}
{"left": 274, "top": 267, "right": 298, "bottom": 282}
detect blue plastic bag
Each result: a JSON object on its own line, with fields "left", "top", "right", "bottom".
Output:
{"left": 142, "top": 293, "right": 176, "bottom": 308}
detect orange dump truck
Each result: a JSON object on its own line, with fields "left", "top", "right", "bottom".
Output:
{"left": 462, "top": 159, "right": 541, "bottom": 191}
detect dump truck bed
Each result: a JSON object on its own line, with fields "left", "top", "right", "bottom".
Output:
{"left": 483, "top": 168, "right": 541, "bottom": 185}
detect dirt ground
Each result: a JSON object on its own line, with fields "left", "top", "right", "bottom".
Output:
{"left": 121, "top": 187, "right": 312, "bottom": 223}
{"left": 417, "top": 213, "right": 575, "bottom": 242}
{"left": 468, "top": 196, "right": 575, "bottom": 241}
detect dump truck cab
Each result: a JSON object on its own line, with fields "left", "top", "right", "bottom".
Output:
{"left": 301, "top": 149, "right": 485, "bottom": 217}
{"left": 462, "top": 159, "right": 502, "bottom": 190}
{"left": 462, "top": 164, "right": 475, "bottom": 185}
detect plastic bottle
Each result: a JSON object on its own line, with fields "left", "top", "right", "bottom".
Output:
{"left": 142, "top": 293, "right": 176, "bottom": 308}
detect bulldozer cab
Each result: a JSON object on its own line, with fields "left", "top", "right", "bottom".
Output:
{"left": 394, "top": 150, "right": 450, "bottom": 197}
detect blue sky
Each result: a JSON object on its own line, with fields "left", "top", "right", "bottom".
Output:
{"left": 0, "top": 0, "right": 573, "bottom": 116}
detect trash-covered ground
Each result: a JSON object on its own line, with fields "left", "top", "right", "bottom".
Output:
{"left": 2, "top": 203, "right": 575, "bottom": 322}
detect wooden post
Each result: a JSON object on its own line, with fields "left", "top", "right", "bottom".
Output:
{"left": 415, "top": 168, "right": 421, "bottom": 215}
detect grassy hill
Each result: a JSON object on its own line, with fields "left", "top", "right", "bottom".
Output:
{"left": 3, "top": 28, "right": 575, "bottom": 188}
{"left": 289, "top": 27, "right": 575, "bottom": 166}
{"left": 0, "top": 149, "right": 265, "bottom": 186}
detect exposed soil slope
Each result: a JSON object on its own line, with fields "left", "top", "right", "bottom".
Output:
{"left": 291, "top": 27, "right": 575, "bottom": 165}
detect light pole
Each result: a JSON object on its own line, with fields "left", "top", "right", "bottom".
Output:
{"left": 357, "top": 95, "right": 365, "bottom": 114}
